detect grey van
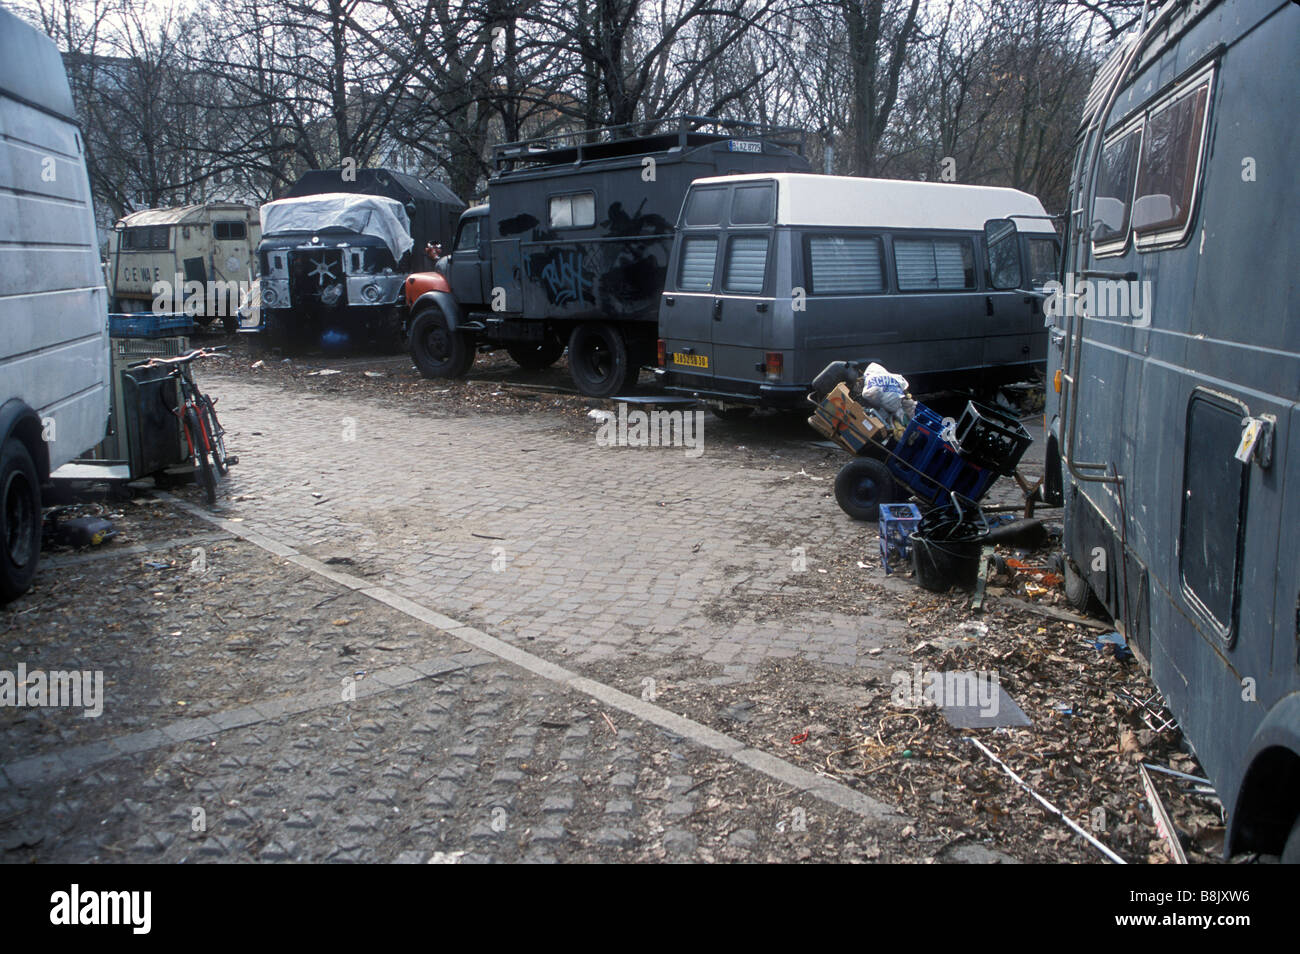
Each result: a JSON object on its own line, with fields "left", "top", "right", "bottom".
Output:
{"left": 656, "top": 173, "right": 1058, "bottom": 408}
{"left": 1, "top": 9, "right": 111, "bottom": 600}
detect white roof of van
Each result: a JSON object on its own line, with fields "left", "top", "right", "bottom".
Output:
{"left": 117, "top": 203, "right": 257, "bottom": 228}
{"left": 691, "top": 173, "right": 1057, "bottom": 234}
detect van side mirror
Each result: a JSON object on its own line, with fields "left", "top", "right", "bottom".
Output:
{"left": 984, "top": 217, "right": 1022, "bottom": 291}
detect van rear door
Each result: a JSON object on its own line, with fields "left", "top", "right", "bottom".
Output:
{"left": 660, "top": 184, "right": 727, "bottom": 386}
{"left": 710, "top": 182, "right": 777, "bottom": 389}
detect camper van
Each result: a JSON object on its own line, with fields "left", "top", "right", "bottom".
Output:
{"left": 0, "top": 8, "right": 111, "bottom": 601}
{"left": 258, "top": 169, "right": 463, "bottom": 350}
{"left": 1020, "top": 0, "right": 1300, "bottom": 859}
{"left": 108, "top": 202, "right": 260, "bottom": 331}
{"left": 656, "top": 173, "right": 1058, "bottom": 410}
{"left": 405, "top": 117, "right": 809, "bottom": 397}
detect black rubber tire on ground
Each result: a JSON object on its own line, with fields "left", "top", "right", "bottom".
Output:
{"left": 505, "top": 335, "right": 565, "bottom": 370}
{"left": 710, "top": 406, "right": 755, "bottom": 421}
{"left": 567, "top": 323, "right": 630, "bottom": 398}
{"left": 0, "top": 438, "right": 42, "bottom": 603}
{"left": 1282, "top": 815, "right": 1300, "bottom": 864}
{"left": 1063, "top": 553, "right": 1106, "bottom": 617}
{"left": 185, "top": 406, "right": 217, "bottom": 506}
{"left": 199, "top": 395, "right": 229, "bottom": 475}
{"left": 409, "top": 304, "right": 474, "bottom": 379}
{"left": 834, "top": 457, "right": 896, "bottom": 520}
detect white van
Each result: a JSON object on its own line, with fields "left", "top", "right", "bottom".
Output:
{"left": 108, "top": 201, "right": 261, "bottom": 331}
{"left": 657, "top": 173, "right": 1059, "bottom": 409}
{"left": 0, "top": 8, "right": 111, "bottom": 600}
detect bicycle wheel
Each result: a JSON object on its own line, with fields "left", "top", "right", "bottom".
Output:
{"left": 184, "top": 406, "right": 216, "bottom": 505}
{"left": 199, "top": 394, "right": 229, "bottom": 475}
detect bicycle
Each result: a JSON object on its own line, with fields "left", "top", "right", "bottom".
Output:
{"left": 130, "top": 347, "right": 234, "bottom": 504}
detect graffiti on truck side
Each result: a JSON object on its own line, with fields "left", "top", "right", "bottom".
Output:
{"left": 536, "top": 249, "right": 593, "bottom": 306}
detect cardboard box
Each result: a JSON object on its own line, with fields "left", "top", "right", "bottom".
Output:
{"left": 808, "top": 383, "right": 886, "bottom": 454}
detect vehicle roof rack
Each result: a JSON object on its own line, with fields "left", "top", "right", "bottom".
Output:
{"left": 491, "top": 115, "right": 806, "bottom": 174}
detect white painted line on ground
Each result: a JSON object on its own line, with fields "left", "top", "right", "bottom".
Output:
{"left": 156, "top": 491, "right": 907, "bottom": 828}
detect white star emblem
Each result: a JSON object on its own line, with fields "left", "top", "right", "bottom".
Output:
{"left": 308, "top": 256, "right": 336, "bottom": 285}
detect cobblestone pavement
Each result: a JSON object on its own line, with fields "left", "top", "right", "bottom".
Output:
{"left": 3, "top": 516, "right": 907, "bottom": 863}
{"left": 2, "top": 370, "right": 1051, "bottom": 863}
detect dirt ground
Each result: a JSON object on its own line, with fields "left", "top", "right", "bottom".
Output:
{"left": 2, "top": 330, "right": 1233, "bottom": 864}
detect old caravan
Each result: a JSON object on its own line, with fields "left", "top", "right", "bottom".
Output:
{"left": 657, "top": 173, "right": 1058, "bottom": 409}
{"left": 0, "top": 8, "right": 110, "bottom": 600}
{"left": 1031, "top": 0, "right": 1300, "bottom": 859}
{"left": 108, "top": 202, "right": 260, "bottom": 330}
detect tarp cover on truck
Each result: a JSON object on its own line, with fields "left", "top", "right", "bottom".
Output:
{"left": 279, "top": 169, "right": 464, "bottom": 256}
{"left": 259, "top": 193, "right": 413, "bottom": 260}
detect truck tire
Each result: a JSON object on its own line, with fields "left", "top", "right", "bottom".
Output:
{"left": 506, "top": 335, "right": 565, "bottom": 370}
{"left": 568, "top": 323, "right": 630, "bottom": 398}
{"left": 1063, "top": 553, "right": 1106, "bottom": 617}
{"left": 834, "top": 457, "right": 896, "bottom": 521}
{"left": 410, "top": 304, "right": 474, "bottom": 379}
{"left": 1, "top": 438, "right": 42, "bottom": 603}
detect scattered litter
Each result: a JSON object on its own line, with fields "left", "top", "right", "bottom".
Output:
{"left": 587, "top": 409, "right": 614, "bottom": 423}
{"left": 966, "top": 736, "right": 1126, "bottom": 864}
{"left": 1141, "top": 762, "right": 1210, "bottom": 786}
{"left": 307, "top": 369, "right": 341, "bottom": 376}
{"left": 940, "top": 679, "right": 1030, "bottom": 729}
{"left": 790, "top": 730, "right": 809, "bottom": 745}
{"left": 363, "top": 371, "right": 386, "bottom": 378}
{"left": 1093, "top": 630, "right": 1133, "bottom": 661}
{"left": 53, "top": 516, "right": 116, "bottom": 548}
{"left": 250, "top": 360, "right": 264, "bottom": 369}
{"left": 1139, "top": 763, "right": 1188, "bottom": 864}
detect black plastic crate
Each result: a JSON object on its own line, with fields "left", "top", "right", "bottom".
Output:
{"left": 953, "top": 400, "right": 1032, "bottom": 476}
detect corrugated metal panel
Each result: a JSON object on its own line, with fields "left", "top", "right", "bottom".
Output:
{"left": 1083, "top": 36, "right": 1136, "bottom": 128}
{"left": 808, "top": 236, "right": 883, "bottom": 293}
{"left": 894, "top": 238, "right": 972, "bottom": 291}
{"left": 679, "top": 236, "right": 717, "bottom": 291}
{"left": 723, "top": 236, "right": 769, "bottom": 293}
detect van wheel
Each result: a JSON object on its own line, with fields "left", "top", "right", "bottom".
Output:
{"left": 834, "top": 457, "right": 896, "bottom": 521}
{"left": 410, "top": 304, "right": 474, "bottom": 379}
{"left": 1063, "top": 554, "right": 1106, "bottom": 617}
{"left": 1, "top": 439, "right": 42, "bottom": 603}
{"left": 568, "top": 324, "right": 630, "bottom": 398}
{"left": 1282, "top": 815, "right": 1300, "bottom": 864}
{"left": 506, "top": 335, "right": 565, "bottom": 370}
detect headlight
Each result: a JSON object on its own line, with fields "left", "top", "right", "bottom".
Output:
{"left": 262, "top": 285, "right": 278, "bottom": 306}
{"left": 361, "top": 283, "right": 381, "bottom": 303}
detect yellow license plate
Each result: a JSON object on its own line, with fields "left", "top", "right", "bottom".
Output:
{"left": 672, "top": 352, "right": 708, "bottom": 369}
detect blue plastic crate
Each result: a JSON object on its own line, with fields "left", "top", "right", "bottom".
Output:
{"left": 109, "top": 313, "right": 195, "bottom": 339}
{"left": 887, "top": 404, "right": 998, "bottom": 505}
{"left": 878, "top": 502, "right": 922, "bottom": 575}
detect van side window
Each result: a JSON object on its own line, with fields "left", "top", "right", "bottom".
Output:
{"left": 1180, "top": 390, "right": 1248, "bottom": 638}
{"left": 683, "top": 187, "right": 726, "bottom": 226}
{"left": 548, "top": 192, "right": 595, "bottom": 229}
{"left": 454, "top": 218, "right": 480, "bottom": 252}
{"left": 1092, "top": 129, "right": 1140, "bottom": 250}
{"left": 894, "top": 237, "right": 975, "bottom": 291}
{"left": 806, "top": 235, "right": 884, "bottom": 293}
{"left": 722, "top": 235, "right": 769, "bottom": 294}
{"left": 1027, "top": 237, "right": 1059, "bottom": 286}
{"left": 678, "top": 236, "right": 718, "bottom": 291}
{"left": 122, "top": 225, "right": 168, "bottom": 250}
{"left": 214, "top": 221, "right": 247, "bottom": 241}
{"left": 1133, "top": 80, "right": 1210, "bottom": 245}
{"left": 731, "top": 184, "right": 774, "bottom": 225}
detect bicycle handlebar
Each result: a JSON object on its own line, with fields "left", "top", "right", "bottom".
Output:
{"left": 128, "top": 346, "right": 228, "bottom": 370}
